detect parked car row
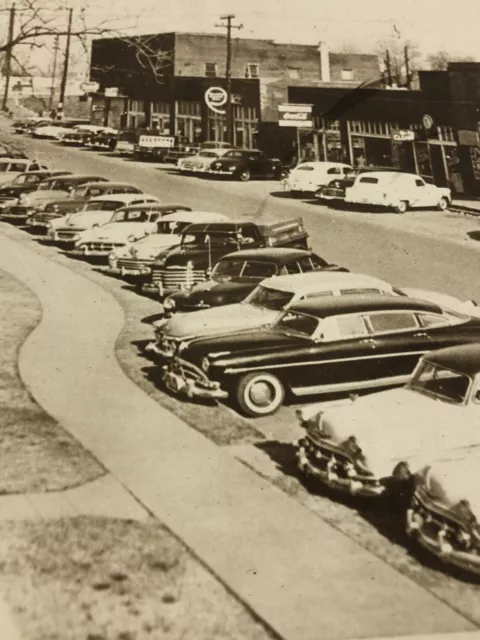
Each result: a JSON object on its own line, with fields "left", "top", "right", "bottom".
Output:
{"left": 0, "top": 145, "right": 477, "bottom": 579}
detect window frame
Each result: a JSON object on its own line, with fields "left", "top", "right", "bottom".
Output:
{"left": 363, "top": 310, "right": 420, "bottom": 335}
{"left": 245, "top": 62, "right": 260, "bottom": 79}
{"left": 204, "top": 62, "right": 218, "bottom": 78}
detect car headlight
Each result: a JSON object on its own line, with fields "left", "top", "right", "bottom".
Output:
{"left": 163, "top": 297, "right": 176, "bottom": 311}
{"left": 229, "top": 164, "right": 236, "bottom": 170}
{"left": 72, "top": 233, "right": 80, "bottom": 242}
{"left": 178, "top": 341, "right": 188, "bottom": 353}
{"left": 201, "top": 357, "right": 210, "bottom": 373}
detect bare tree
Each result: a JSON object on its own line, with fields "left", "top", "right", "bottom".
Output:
{"left": 376, "top": 31, "right": 421, "bottom": 88}
{"left": 427, "top": 50, "right": 476, "bottom": 70}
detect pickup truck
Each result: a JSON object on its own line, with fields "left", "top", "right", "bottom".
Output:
{"left": 145, "top": 217, "right": 310, "bottom": 297}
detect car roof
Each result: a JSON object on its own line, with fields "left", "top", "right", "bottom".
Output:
{"left": 45, "top": 174, "right": 107, "bottom": 183}
{"left": 160, "top": 211, "right": 228, "bottom": 222}
{"left": 295, "top": 161, "right": 351, "bottom": 169}
{"left": 118, "top": 203, "right": 191, "bottom": 213}
{"left": 220, "top": 248, "right": 313, "bottom": 263}
{"left": 0, "top": 157, "right": 30, "bottom": 163}
{"left": 288, "top": 294, "right": 442, "bottom": 318}
{"left": 261, "top": 271, "right": 393, "bottom": 293}
{"left": 356, "top": 171, "right": 417, "bottom": 180}
{"left": 83, "top": 181, "right": 139, "bottom": 189}
{"left": 423, "top": 344, "right": 480, "bottom": 376}
{"left": 89, "top": 193, "right": 156, "bottom": 202}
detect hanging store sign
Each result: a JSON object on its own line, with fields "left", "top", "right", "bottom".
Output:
{"left": 392, "top": 129, "right": 415, "bottom": 142}
{"left": 105, "top": 87, "right": 119, "bottom": 98}
{"left": 205, "top": 87, "right": 228, "bottom": 114}
{"left": 81, "top": 81, "right": 100, "bottom": 94}
{"left": 278, "top": 104, "right": 313, "bottom": 128}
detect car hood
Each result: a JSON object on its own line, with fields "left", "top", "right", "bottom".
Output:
{"left": 175, "top": 281, "right": 256, "bottom": 308}
{"left": 116, "top": 233, "right": 182, "bottom": 258}
{"left": 415, "top": 458, "right": 480, "bottom": 516}
{"left": 164, "top": 302, "right": 279, "bottom": 339}
{"left": 80, "top": 222, "right": 155, "bottom": 242}
{"left": 24, "top": 190, "right": 69, "bottom": 204}
{"left": 319, "top": 388, "right": 475, "bottom": 477}
{"left": 57, "top": 210, "right": 113, "bottom": 229}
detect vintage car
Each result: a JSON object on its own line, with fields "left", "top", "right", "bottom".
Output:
{"left": 177, "top": 148, "right": 233, "bottom": 174}
{"left": 158, "top": 248, "right": 347, "bottom": 318}
{"left": 149, "top": 272, "right": 478, "bottom": 360}
{"left": 285, "top": 162, "right": 353, "bottom": 196}
{"left": 108, "top": 210, "right": 228, "bottom": 280}
{"left": 31, "top": 124, "right": 76, "bottom": 139}
{"left": 72, "top": 204, "right": 189, "bottom": 260}
{"left": 162, "top": 295, "right": 480, "bottom": 417}
{"left": 85, "top": 128, "right": 118, "bottom": 150}
{"left": 296, "top": 341, "right": 480, "bottom": 497}
{"left": 6, "top": 174, "right": 109, "bottom": 224}
{"left": 58, "top": 125, "right": 107, "bottom": 146}
{"left": 0, "top": 158, "right": 47, "bottom": 186}
{"left": 316, "top": 167, "right": 404, "bottom": 203}
{"left": 26, "top": 181, "right": 144, "bottom": 233}
{"left": 48, "top": 193, "right": 159, "bottom": 248}
{"left": 0, "top": 170, "right": 71, "bottom": 211}
{"left": 207, "top": 149, "right": 288, "bottom": 181}
{"left": 344, "top": 171, "right": 451, "bottom": 213}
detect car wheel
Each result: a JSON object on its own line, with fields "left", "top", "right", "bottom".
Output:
{"left": 437, "top": 197, "right": 449, "bottom": 211}
{"left": 394, "top": 200, "right": 408, "bottom": 214}
{"left": 238, "top": 169, "right": 251, "bottom": 182}
{"left": 235, "top": 371, "right": 285, "bottom": 417}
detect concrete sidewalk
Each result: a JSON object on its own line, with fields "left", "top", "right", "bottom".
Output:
{"left": 0, "top": 228, "right": 475, "bottom": 640}
{"left": 451, "top": 198, "right": 480, "bottom": 216}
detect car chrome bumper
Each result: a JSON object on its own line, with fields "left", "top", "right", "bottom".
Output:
{"left": 70, "top": 247, "right": 108, "bottom": 257}
{"left": 108, "top": 266, "right": 150, "bottom": 276}
{"left": 162, "top": 365, "right": 228, "bottom": 401}
{"left": 406, "top": 507, "right": 480, "bottom": 575}
{"left": 207, "top": 170, "right": 235, "bottom": 175}
{"left": 296, "top": 445, "right": 385, "bottom": 497}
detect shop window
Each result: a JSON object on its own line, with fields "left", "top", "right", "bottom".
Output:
{"left": 205, "top": 62, "right": 217, "bottom": 78}
{"left": 287, "top": 67, "right": 301, "bottom": 79}
{"left": 341, "top": 69, "right": 355, "bottom": 81}
{"left": 245, "top": 63, "right": 260, "bottom": 79}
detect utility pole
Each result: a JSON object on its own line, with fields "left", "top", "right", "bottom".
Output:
{"left": 2, "top": 4, "right": 16, "bottom": 112}
{"left": 48, "top": 35, "right": 60, "bottom": 113}
{"left": 385, "top": 49, "right": 393, "bottom": 87}
{"left": 404, "top": 45, "right": 411, "bottom": 90}
{"left": 58, "top": 7, "right": 73, "bottom": 120}
{"left": 215, "top": 14, "right": 243, "bottom": 145}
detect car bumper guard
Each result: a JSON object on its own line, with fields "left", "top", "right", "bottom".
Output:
{"left": 162, "top": 361, "right": 228, "bottom": 401}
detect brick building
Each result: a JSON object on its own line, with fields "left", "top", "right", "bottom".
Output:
{"left": 89, "top": 32, "right": 380, "bottom": 147}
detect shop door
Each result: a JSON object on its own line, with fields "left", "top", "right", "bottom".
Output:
{"left": 430, "top": 145, "right": 448, "bottom": 187}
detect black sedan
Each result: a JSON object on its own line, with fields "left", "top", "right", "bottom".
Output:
{"left": 161, "top": 248, "right": 347, "bottom": 317}
{"left": 207, "top": 150, "right": 288, "bottom": 182}
{"left": 162, "top": 295, "right": 480, "bottom": 417}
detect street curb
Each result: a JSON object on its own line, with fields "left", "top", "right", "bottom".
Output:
{"left": 451, "top": 205, "right": 480, "bottom": 217}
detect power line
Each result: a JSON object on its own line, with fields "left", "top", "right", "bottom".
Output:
{"left": 215, "top": 14, "right": 243, "bottom": 145}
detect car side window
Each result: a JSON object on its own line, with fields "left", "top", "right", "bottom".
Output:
{"left": 415, "top": 179, "right": 425, "bottom": 187}
{"left": 335, "top": 315, "right": 369, "bottom": 339}
{"left": 340, "top": 287, "right": 390, "bottom": 295}
{"left": 327, "top": 167, "right": 341, "bottom": 174}
{"left": 417, "top": 313, "right": 450, "bottom": 328}
{"left": 366, "top": 311, "right": 419, "bottom": 334}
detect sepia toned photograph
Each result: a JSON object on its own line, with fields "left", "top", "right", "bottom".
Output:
{"left": 0, "top": 0, "right": 480, "bottom": 638}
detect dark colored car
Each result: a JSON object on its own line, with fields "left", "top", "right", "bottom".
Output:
{"left": 147, "top": 218, "right": 310, "bottom": 296}
{"left": 161, "top": 248, "right": 347, "bottom": 317}
{"left": 0, "top": 170, "right": 71, "bottom": 209}
{"left": 161, "top": 295, "right": 480, "bottom": 417}
{"left": 208, "top": 149, "right": 288, "bottom": 182}
{"left": 85, "top": 130, "right": 118, "bottom": 151}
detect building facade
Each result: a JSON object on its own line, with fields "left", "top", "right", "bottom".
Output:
{"left": 89, "top": 32, "right": 380, "bottom": 148}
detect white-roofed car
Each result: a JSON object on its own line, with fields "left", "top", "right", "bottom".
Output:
{"left": 48, "top": 193, "right": 160, "bottom": 248}
{"left": 296, "top": 342, "right": 480, "bottom": 499}
{"left": 108, "top": 210, "right": 229, "bottom": 279}
{"left": 72, "top": 203, "right": 192, "bottom": 262}
{"left": 285, "top": 161, "right": 353, "bottom": 197}
{"left": 177, "top": 148, "right": 234, "bottom": 174}
{"left": 344, "top": 171, "right": 451, "bottom": 213}
{"left": 32, "top": 124, "right": 76, "bottom": 140}
{"left": 0, "top": 158, "right": 46, "bottom": 186}
{"left": 148, "top": 271, "right": 480, "bottom": 360}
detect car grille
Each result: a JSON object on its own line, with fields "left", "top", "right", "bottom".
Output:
{"left": 302, "top": 437, "right": 354, "bottom": 479}
{"left": 151, "top": 266, "right": 206, "bottom": 290}
{"left": 8, "top": 205, "right": 28, "bottom": 214}
{"left": 0, "top": 194, "right": 16, "bottom": 202}
{"left": 411, "top": 493, "right": 475, "bottom": 550}
{"left": 81, "top": 241, "right": 123, "bottom": 253}
{"left": 117, "top": 257, "right": 153, "bottom": 270}
{"left": 31, "top": 212, "right": 58, "bottom": 224}
{"left": 56, "top": 229, "right": 79, "bottom": 240}
{"left": 323, "top": 188, "right": 345, "bottom": 197}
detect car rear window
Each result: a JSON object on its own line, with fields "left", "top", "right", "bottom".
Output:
{"left": 358, "top": 177, "right": 379, "bottom": 184}
{"left": 340, "top": 288, "right": 391, "bottom": 295}
{"left": 296, "top": 166, "right": 314, "bottom": 171}
{"left": 367, "top": 311, "right": 419, "bottom": 333}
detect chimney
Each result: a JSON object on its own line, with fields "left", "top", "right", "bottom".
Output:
{"left": 318, "top": 41, "right": 331, "bottom": 83}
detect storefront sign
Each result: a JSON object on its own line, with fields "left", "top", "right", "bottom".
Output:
{"left": 205, "top": 87, "right": 228, "bottom": 114}
{"left": 105, "top": 87, "right": 119, "bottom": 98}
{"left": 278, "top": 104, "right": 313, "bottom": 128}
{"left": 81, "top": 81, "right": 100, "bottom": 94}
{"left": 392, "top": 130, "right": 415, "bottom": 142}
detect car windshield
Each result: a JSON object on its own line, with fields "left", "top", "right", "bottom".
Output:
{"left": 408, "top": 361, "right": 471, "bottom": 404}
{"left": 181, "top": 232, "right": 238, "bottom": 246}
{"left": 274, "top": 310, "right": 320, "bottom": 338}
{"left": 157, "top": 220, "right": 191, "bottom": 234}
{"left": 12, "top": 173, "right": 39, "bottom": 184}
{"left": 84, "top": 200, "right": 123, "bottom": 211}
{"left": 111, "top": 210, "right": 151, "bottom": 222}
{"left": 198, "top": 151, "right": 218, "bottom": 158}
{"left": 246, "top": 285, "right": 294, "bottom": 311}
{"left": 212, "top": 260, "right": 277, "bottom": 282}
{"left": 223, "top": 151, "right": 247, "bottom": 159}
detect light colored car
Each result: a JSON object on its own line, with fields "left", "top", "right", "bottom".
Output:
{"left": 285, "top": 162, "right": 353, "bottom": 196}
{"left": 296, "top": 341, "right": 480, "bottom": 498}
{"left": 0, "top": 158, "right": 46, "bottom": 185}
{"left": 149, "top": 270, "right": 480, "bottom": 359}
{"left": 344, "top": 171, "right": 451, "bottom": 213}
{"left": 408, "top": 453, "right": 480, "bottom": 576}
{"left": 48, "top": 193, "right": 159, "bottom": 246}
{"left": 32, "top": 124, "right": 75, "bottom": 139}
{"left": 108, "top": 210, "right": 229, "bottom": 277}
{"left": 177, "top": 149, "right": 233, "bottom": 174}
{"left": 73, "top": 204, "right": 188, "bottom": 258}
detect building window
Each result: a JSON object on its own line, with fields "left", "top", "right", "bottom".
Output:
{"left": 287, "top": 67, "right": 301, "bottom": 80}
{"left": 245, "top": 63, "right": 260, "bottom": 79}
{"left": 341, "top": 69, "right": 355, "bottom": 81}
{"left": 205, "top": 62, "right": 217, "bottom": 78}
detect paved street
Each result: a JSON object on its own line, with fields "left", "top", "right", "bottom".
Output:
{"left": 2, "top": 132, "right": 480, "bottom": 638}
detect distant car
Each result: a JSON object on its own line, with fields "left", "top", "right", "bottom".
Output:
{"left": 48, "top": 193, "right": 160, "bottom": 248}
{"left": 316, "top": 167, "right": 404, "bottom": 203}
{"left": 162, "top": 295, "right": 480, "bottom": 416}
{"left": 31, "top": 124, "right": 75, "bottom": 140}
{"left": 0, "top": 170, "right": 70, "bottom": 211}
{"left": 59, "top": 125, "right": 107, "bottom": 146}
{"left": 296, "top": 340, "right": 480, "bottom": 497}
{"left": 108, "top": 210, "right": 228, "bottom": 280}
{"left": 177, "top": 148, "right": 234, "bottom": 174}
{"left": 159, "top": 248, "right": 347, "bottom": 318}
{"left": 344, "top": 171, "right": 451, "bottom": 213}
{"left": 207, "top": 149, "right": 288, "bottom": 182}
{"left": 286, "top": 162, "right": 353, "bottom": 196}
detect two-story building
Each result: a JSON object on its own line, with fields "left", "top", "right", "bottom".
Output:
{"left": 89, "top": 32, "right": 380, "bottom": 148}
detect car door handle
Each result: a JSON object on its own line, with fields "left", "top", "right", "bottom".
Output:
{"left": 414, "top": 332, "right": 429, "bottom": 338}
{"left": 361, "top": 338, "right": 377, "bottom": 347}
